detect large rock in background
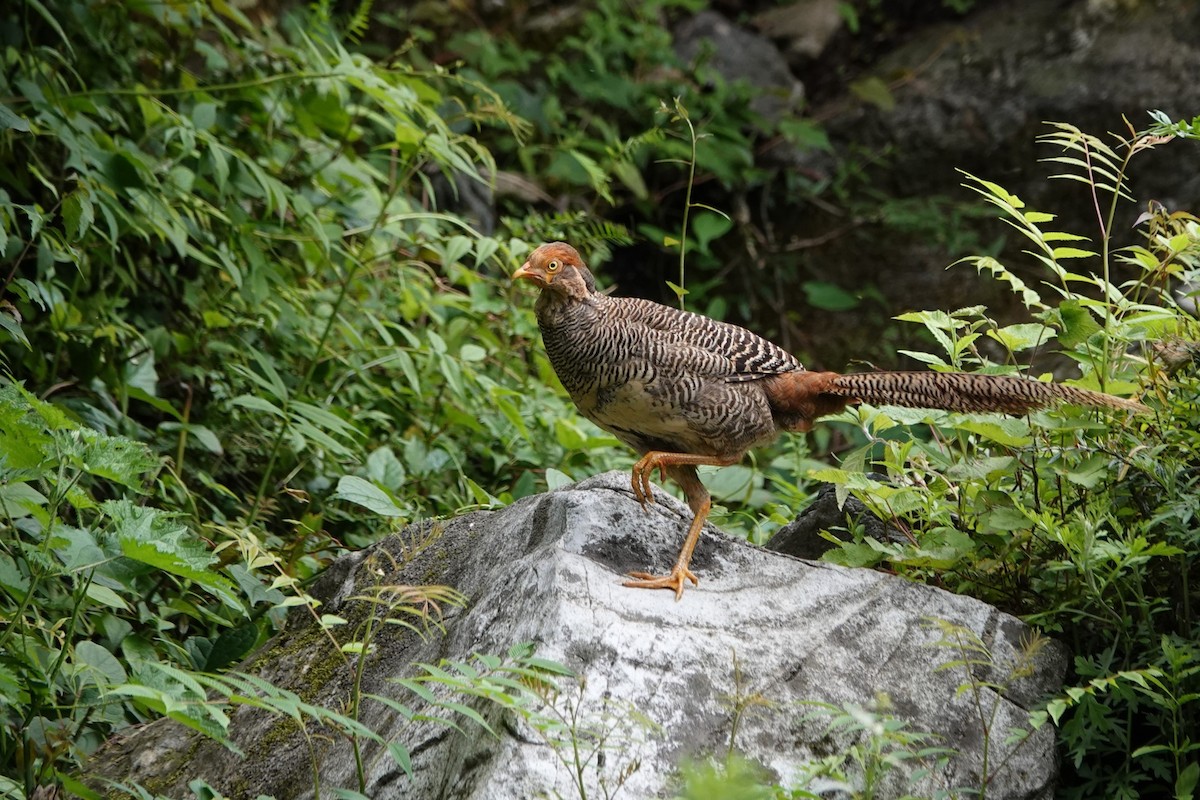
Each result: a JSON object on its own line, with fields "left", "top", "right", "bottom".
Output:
{"left": 662, "top": 0, "right": 1200, "bottom": 369}
{"left": 89, "top": 472, "right": 1065, "bottom": 799}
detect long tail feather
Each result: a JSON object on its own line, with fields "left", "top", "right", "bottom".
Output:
{"left": 764, "top": 370, "right": 1147, "bottom": 431}
{"left": 829, "top": 371, "right": 1147, "bottom": 415}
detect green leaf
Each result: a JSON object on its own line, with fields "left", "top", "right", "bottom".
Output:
{"left": 779, "top": 118, "right": 831, "bottom": 150}
{"left": 67, "top": 428, "right": 159, "bottom": 491}
{"left": 231, "top": 395, "right": 285, "bottom": 418}
{"left": 0, "top": 553, "right": 30, "bottom": 595}
{"left": 62, "top": 188, "right": 95, "bottom": 241}
{"left": 553, "top": 419, "right": 586, "bottom": 450}
{"left": 105, "top": 499, "right": 239, "bottom": 607}
{"left": 849, "top": 76, "right": 895, "bottom": 111}
{"left": 1052, "top": 246, "right": 1097, "bottom": 260}
{"left": 612, "top": 159, "right": 647, "bottom": 199}
{"left": 0, "top": 304, "right": 30, "bottom": 349}
{"left": 691, "top": 211, "right": 732, "bottom": 252}
{"left": 0, "top": 103, "right": 31, "bottom": 132}
{"left": 105, "top": 151, "right": 144, "bottom": 190}
{"left": 1056, "top": 299, "right": 1102, "bottom": 348}
{"left": 987, "top": 323, "right": 1054, "bottom": 352}
{"left": 956, "top": 419, "right": 1032, "bottom": 447}
{"left": 332, "top": 476, "right": 405, "bottom": 517}
{"left": 460, "top": 344, "right": 487, "bottom": 362}
{"left": 387, "top": 742, "right": 414, "bottom": 778}
{"left": 1176, "top": 760, "right": 1199, "bottom": 798}
{"left": 366, "top": 447, "right": 406, "bottom": 490}
{"left": 665, "top": 281, "right": 688, "bottom": 300}
{"left": 192, "top": 102, "right": 217, "bottom": 130}
{"left": 545, "top": 468, "right": 573, "bottom": 490}
{"left": 204, "top": 623, "right": 260, "bottom": 671}
{"left": 803, "top": 281, "right": 860, "bottom": 312}
{"left": 73, "top": 641, "right": 127, "bottom": 686}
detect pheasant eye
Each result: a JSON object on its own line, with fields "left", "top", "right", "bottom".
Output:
{"left": 547, "top": 260, "right": 560, "bottom": 272}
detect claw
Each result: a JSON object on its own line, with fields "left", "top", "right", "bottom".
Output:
{"left": 621, "top": 450, "right": 736, "bottom": 600}
{"left": 624, "top": 566, "right": 699, "bottom": 601}
{"left": 630, "top": 453, "right": 659, "bottom": 509}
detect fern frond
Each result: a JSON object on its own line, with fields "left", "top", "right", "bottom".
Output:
{"left": 344, "top": 0, "right": 374, "bottom": 43}
{"left": 504, "top": 211, "right": 633, "bottom": 260}
{"left": 1037, "top": 123, "right": 1135, "bottom": 205}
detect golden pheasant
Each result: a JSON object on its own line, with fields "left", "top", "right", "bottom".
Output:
{"left": 514, "top": 242, "right": 1147, "bottom": 599}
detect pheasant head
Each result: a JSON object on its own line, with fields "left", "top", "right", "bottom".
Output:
{"left": 513, "top": 242, "right": 597, "bottom": 300}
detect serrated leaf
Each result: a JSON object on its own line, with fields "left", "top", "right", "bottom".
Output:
{"left": 987, "top": 323, "right": 1054, "bottom": 352}
{"left": 956, "top": 419, "right": 1032, "bottom": 447}
{"left": 68, "top": 428, "right": 159, "bottom": 490}
{"left": 62, "top": 188, "right": 95, "bottom": 241}
{"left": 105, "top": 499, "right": 239, "bottom": 607}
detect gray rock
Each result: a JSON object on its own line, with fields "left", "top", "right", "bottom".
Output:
{"left": 752, "top": 0, "right": 846, "bottom": 61}
{"left": 768, "top": 477, "right": 908, "bottom": 559}
{"left": 88, "top": 471, "right": 1064, "bottom": 799}
{"left": 674, "top": 10, "right": 805, "bottom": 124}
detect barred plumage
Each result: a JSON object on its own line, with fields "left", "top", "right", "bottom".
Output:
{"left": 514, "top": 242, "right": 1148, "bottom": 599}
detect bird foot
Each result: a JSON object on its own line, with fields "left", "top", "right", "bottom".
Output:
{"left": 623, "top": 566, "right": 699, "bottom": 601}
{"left": 630, "top": 453, "right": 669, "bottom": 510}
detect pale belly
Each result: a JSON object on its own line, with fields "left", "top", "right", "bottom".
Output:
{"left": 571, "top": 377, "right": 777, "bottom": 456}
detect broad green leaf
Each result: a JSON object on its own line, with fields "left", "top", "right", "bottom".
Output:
{"left": 105, "top": 499, "right": 238, "bottom": 607}
{"left": 0, "top": 103, "right": 31, "bottom": 132}
{"left": 691, "top": 211, "right": 732, "bottom": 252}
{"left": 366, "top": 447, "right": 406, "bottom": 490}
{"left": 987, "top": 323, "right": 1054, "bottom": 352}
{"left": 1056, "top": 299, "right": 1102, "bottom": 348}
{"left": 553, "top": 419, "right": 586, "bottom": 450}
{"left": 332, "top": 475, "right": 405, "bottom": 517}
{"left": 73, "top": 641, "right": 127, "bottom": 686}
{"left": 204, "top": 624, "right": 260, "bottom": 671}
{"left": 0, "top": 553, "right": 30, "bottom": 595}
{"left": 231, "top": 395, "right": 285, "bottom": 417}
{"left": 957, "top": 418, "right": 1032, "bottom": 447}
{"left": 803, "top": 281, "right": 859, "bottom": 311}
{"left": 460, "top": 344, "right": 487, "bottom": 362}
{"left": 545, "top": 468, "right": 573, "bottom": 490}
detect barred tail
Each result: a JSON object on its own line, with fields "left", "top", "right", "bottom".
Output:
{"left": 764, "top": 370, "right": 1147, "bottom": 431}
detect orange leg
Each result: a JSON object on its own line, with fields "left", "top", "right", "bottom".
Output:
{"left": 624, "top": 453, "right": 739, "bottom": 600}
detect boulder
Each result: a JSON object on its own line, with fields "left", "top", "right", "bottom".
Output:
{"left": 674, "top": 10, "right": 805, "bottom": 125}
{"left": 767, "top": 477, "right": 908, "bottom": 560}
{"left": 88, "top": 471, "right": 1065, "bottom": 799}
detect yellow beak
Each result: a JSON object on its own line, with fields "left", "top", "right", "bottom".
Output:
{"left": 512, "top": 261, "right": 539, "bottom": 283}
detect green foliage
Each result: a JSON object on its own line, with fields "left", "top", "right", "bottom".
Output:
{"left": 2, "top": 0, "right": 1198, "bottom": 796}
{"left": 0, "top": 382, "right": 259, "bottom": 791}
{"left": 0, "top": 0, "right": 622, "bottom": 795}
{"left": 809, "top": 119, "right": 1199, "bottom": 796}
